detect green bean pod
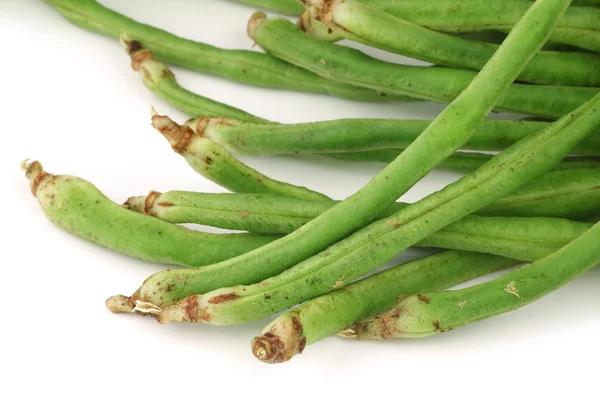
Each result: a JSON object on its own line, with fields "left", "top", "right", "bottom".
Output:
{"left": 151, "top": 112, "right": 330, "bottom": 201}
{"left": 109, "top": 0, "right": 579, "bottom": 317}
{"left": 301, "top": 0, "right": 600, "bottom": 87}
{"left": 21, "top": 161, "right": 279, "bottom": 268}
{"left": 322, "top": 149, "right": 600, "bottom": 173}
{"left": 299, "top": 0, "right": 600, "bottom": 53}
{"left": 42, "top": 0, "right": 404, "bottom": 102}
{"left": 250, "top": 16, "right": 599, "bottom": 118}
{"left": 139, "top": 91, "right": 600, "bottom": 326}
{"left": 252, "top": 251, "right": 521, "bottom": 363}
{"left": 230, "top": 0, "right": 304, "bottom": 15}
{"left": 126, "top": 168, "right": 600, "bottom": 232}
{"left": 198, "top": 117, "right": 600, "bottom": 156}
{"left": 345, "top": 221, "right": 600, "bottom": 340}
{"left": 122, "top": 37, "right": 267, "bottom": 124}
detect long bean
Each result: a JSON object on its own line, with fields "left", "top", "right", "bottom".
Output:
{"left": 21, "top": 161, "right": 278, "bottom": 268}
{"left": 230, "top": 0, "right": 304, "bottom": 15}
{"left": 198, "top": 117, "right": 600, "bottom": 157}
{"left": 145, "top": 92, "right": 600, "bottom": 326}
{"left": 299, "top": 0, "right": 600, "bottom": 53}
{"left": 126, "top": 168, "right": 600, "bottom": 231}
{"left": 301, "top": 0, "right": 600, "bottom": 87}
{"left": 42, "top": 0, "right": 403, "bottom": 102}
{"left": 151, "top": 111, "right": 330, "bottom": 201}
{"left": 345, "top": 221, "right": 600, "bottom": 340}
{"left": 108, "top": 0, "right": 570, "bottom": 314}
{"left": 250, "top": 15, "right": 599, "bottom": 118}
{"left": 252, "top": 251, "right": 521, "bottom": 363}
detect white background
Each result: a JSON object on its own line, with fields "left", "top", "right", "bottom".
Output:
{"left": 2, "top": 1, "right": 598, "bottom": 399}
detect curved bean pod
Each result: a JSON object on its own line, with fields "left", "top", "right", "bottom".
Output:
{"left": 299, "top": 0, "right": 600, "bottom": 53}
{"left": 250, "top": 16, "right": 599, "bottom": 118}
{"left": 301, "top": 0, "right": 600, "bottom": 87}
{"left": 152, "top": 112, "right": 330, "bottom": 201}
{"left": 126, "top": 168, "right": 600, "bottom": 232}
{"left": 345, "top": 221, "right": 600, "bottom": 340}
{"left": 109, "top": 0, "right": 571, "bottom": 314}
{"left": 42, "top": 0, "right": 402, "bottom": 102}
{"left": 230, "top": 0, "right": 304, "bottom": 15}
{"left": 21, "top": 161, "right": 279, "bottom": 268}
{"left": 138, "top": 91, "right": 600, "bottom": 326}
{"left": 251, "top": 251, "right": 520, "bottom": 363}
{"left": 198, "top": 117, "right": 600, "bottom": 156}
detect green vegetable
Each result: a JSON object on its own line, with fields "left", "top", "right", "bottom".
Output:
{"left": 197, "top": 117, "right": 600, "bottom": 157}
{"left": 252, "top": 251, "right": 521, "bottom": 363}
{"left": 42, "top": 0, "right": 403, "bottom": 102}
{"left": 302, "top": 0, "right": 600, "bottom": 86}
{"left": 299, "top": 0, "right": 600, "bottom": 53}
{"left": 230, "top": 0, "right": 304, "bottom": 15}
{"left": 151, "top": 111, "right": 330, "bottom": 201}
{"left": 345, "top": 220, "right": 600, "bottom": 339}
{"left": 108, "top": 0, "right": 569, "bottom": 314}
{"left": 137, "top": 91, "right": 600, "bottom": 326}
{"left": 126, "top": 168, "right": 600, "bottom": 232}
{"left": 21, "top": 160, "right": 278, "bottom": 268}
{"left": 250, "top": 15, "right": 599, "bottom": 118}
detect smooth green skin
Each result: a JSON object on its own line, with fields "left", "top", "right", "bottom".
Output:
{"left": 300, "top": 0, "right": 600, "bottom": 53}
{"left": 252, "top": 18, "right": 599, "bottom": 118}
{"left": 157, "top": 92, "right": 600, "bottom": 325}
{"left": 351, "top": 221, "right": 600, "bottom": 339}
{"left": 253, "top": 251, "right": 521, "bottom": 362}
{"left": 326, "top": 149, "right": 600, "bottom": 173}
{"left": 23, "top": 162, "right": 278, "bottom": 268}
{"left": 128, "top": 168, "right": 600, "bottom": 231}
{"left": 304, "top": 0, "right": 600, "bottom": 87}
{"left": 42, "top": 0, "right": 404, "bottom": 102}
{"left": 231, "top": 0, "right": 304, "bottom": 15}
{"left": 128, "top": 0, "right": 569, "bottom": 311}
{"left": 152, "top": 114, "right": 330, "bottom": 201}
{"left": 204, "top": 118, "right": 600, "bottom": 156}
{"left": 124, "top": 40, "right": 267, "bottom": 124}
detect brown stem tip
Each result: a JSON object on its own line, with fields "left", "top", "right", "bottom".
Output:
{"left": 251, "top": 315, "right": 307, "bottom": 363}
{"left": 105, "top": 295, "right": 136, "bottom": 314}
{"left": 151, "top": 111, "right": 195, "bottom": 153}
{"left": 21, "top": 159, "right": 51, "bottom": 196}
{"left": 247, "top": 11, "right": 267, "bottom": 40}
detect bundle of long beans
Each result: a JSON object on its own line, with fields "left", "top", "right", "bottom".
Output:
{"left": 25, "top": 0, "right": 600, "bottom": 363}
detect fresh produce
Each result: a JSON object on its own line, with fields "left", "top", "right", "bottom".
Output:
{"left": 21, "top": 0, "right": 599, "bottom": 365}
{"left": 252, "top": 251, "right": 521, "bottom": 363}
{"left": 108, "top": 0, "right": 571, "bottom": 315}
{"left": 298, "top": 0, "right": 600, "bottom": 53}
{"left": 300, "top": 0, "right": 600, "bottom": 86}
{"left": 42, "top": 0, "right": 402, "bottom": 102}
{"left": 126, "top": 168, "right": 600, "bottom": 231}
{"left": 121, "top": 90, "right": 600, "bottom": 327}
{"left": 250, "top": 15, "right": 599, "bottom": 118}
{"left": 151, "top": 111, "right": 330, "bottom": 201}
{"left": 343, "top": 220, "right": 600, "bottom": 339}
{"left": 21, "top": 160, "right": 278, "bottom": 267}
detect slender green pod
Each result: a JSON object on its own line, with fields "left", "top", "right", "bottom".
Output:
{"left": 298, "top": 0, "right": 600, "bottom": 53}
{"left": 136, "top": 92, "right": 600, "bottom": 326}
{"left": 251, "top": 251, "right": 521, "bottom": 363}
{"left": 42, "top": 0, "right": 402, "bottom": 102}
{"left": 122, "top": 37, "right": 267, "bottom": 124}
{"left": 108, "top": 0, "right": 570, "bottom": 315}
{"left": 21, "top": 161, "right": 279, "bottom": 268}
{"left": 151, "top": 111, "right": 330, "bottom": 201}
{"left": 322, "top": 149, "right": 600, "bottom": 173}
{"left": 196, "top": 117, "right": 600, "bottom": 156}
{"left": 126, "top": 168, "right": 600, "bottom": 231}
{"left": 301, "top": 0, "right": 600, "bottom": 86}
{"left": 230, "top": 0, "right": 304, "bottom": 15}
{"left": 124, "top": 191, "right": 594, "bottom": 261}
{"left": 345, "top": 221, "right": 600, "bottom": 340}
{"left": 250, "top": 16, "right": 599, "bottom": 118}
